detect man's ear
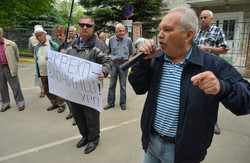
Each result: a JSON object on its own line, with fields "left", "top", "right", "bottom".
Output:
{"left": 185, "top": 29, "right": 194, "bottom": 42}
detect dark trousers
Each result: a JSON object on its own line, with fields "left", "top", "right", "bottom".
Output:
{"left": 65, "top": 100, "right": 72, "bottom": 113}
{"left": 0, "top": 66, "right": 25, "bottom": 108}
{"left": 71, "top": 102, "right": 100, "bottom": 141}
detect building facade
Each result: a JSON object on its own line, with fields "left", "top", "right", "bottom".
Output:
{"left": 161, "top": 0, "right": 250, "bottom": 76}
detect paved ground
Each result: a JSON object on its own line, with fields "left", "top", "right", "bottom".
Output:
{"left": 0, "top": 59, "right": 249, "bottom": 163}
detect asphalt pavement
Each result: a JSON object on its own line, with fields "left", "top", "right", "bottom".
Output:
{"left": 0, "top": 58, "right": 249, "bottom": 163}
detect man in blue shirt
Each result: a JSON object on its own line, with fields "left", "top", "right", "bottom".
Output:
{"left": 104, "top": 23, "right": 134, "bottom": 110}
{"left": 128, "top": 7, "right": 249, "bottom": 163}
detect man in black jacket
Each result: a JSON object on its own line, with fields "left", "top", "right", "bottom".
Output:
{"left": 66, "top": 15, "right": 112, "bottom": 154}
{"left": 128, "top": 7, "right": 249, "bottom": 163}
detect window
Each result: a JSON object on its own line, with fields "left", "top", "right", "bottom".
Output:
{"left": 223, "top": 20, "right": 235, "bottom": 40}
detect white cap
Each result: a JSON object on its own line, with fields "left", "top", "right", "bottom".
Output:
{"left": 34, "top": 25, "right": 47, "bottom": 34}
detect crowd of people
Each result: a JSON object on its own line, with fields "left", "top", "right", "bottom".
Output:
{"left": 0, "top": 6, "right": 249, "bottom": 162}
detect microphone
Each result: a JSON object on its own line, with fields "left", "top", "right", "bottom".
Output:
{"left": 120, "top": 45, "right": 156, "bottom": 71}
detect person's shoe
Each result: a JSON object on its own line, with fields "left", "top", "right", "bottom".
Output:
{"left": 104, "top": 104, "right": 114, "bottom": 110}
{"left": 84, "top": 140, "right": 99, "bottom": 154}
{"left": 1, "top": 105, "right": 10, "bottom": 112}
{"left": 214, "top": 123, "right": 220, "bottom": 134}
{"left": 57, "top": 106, "right": 66, "bottom": 113}
{"left": 47, "top": 105, "right": 59, "bottom": 111}
{"left": 39, "top": 91, "right": 45, "bottom": 98}
{"left": 18, "top": 106, "right": 25, "bottom": 111}
{"left": 120, "top": 104, "right": 126, "bottom": 110}
{"left": 76, "top": 137, "right": 88, "bottom": 148}
{"left": 66, "top": 113, "right": 73, "bottom": 120}
{"left": 72, "top": 121, "right": 76, "bottom": 126}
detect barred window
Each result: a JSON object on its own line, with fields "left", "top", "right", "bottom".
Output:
{"left": 223, "top": 20, "right": 235, "bottom": 40}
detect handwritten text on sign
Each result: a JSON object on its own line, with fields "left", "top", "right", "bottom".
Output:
{"left": 46, "top": 50, "right": 103, "bottom": 112}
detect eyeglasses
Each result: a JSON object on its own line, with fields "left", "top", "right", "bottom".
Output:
{"left": 78, "top": 23, "right": 94, "bottom": 28}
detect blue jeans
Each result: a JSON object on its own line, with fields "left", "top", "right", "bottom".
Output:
{"left": 107, "top": 62, "right": 128, "bottom": 106}
{"left": 141, "top": 132, "right": 175, "bottom": 163}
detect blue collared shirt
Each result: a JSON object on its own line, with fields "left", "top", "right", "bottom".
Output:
{"left": 108, "top": 35, "right": 134, "bottom": 61}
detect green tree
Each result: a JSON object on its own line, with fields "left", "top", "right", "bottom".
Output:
{"left": 57, "top": 0, "right": 84, "bottom": 28}
{"left": 15, "top": 7, "right": 62, "bottom": 30}
{"left": 0, "top": 0, "right": 55, "bottom": 29}
{"left": 79, "top": 0, "right": 162, "bottom": 35}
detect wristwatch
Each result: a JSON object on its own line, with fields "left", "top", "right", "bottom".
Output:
{"left": 208, "top": 48, "right": 211, "bottom": 52}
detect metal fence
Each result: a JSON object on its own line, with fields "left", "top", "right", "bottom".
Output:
{"left": 3, "top": 28, "right": 59, "bottom": 56}
{"left": 3, "top": 21, "right": 250, "bottom": 69}
{"left": 145, "top": 22, "right": 250, "bottom": 70}
{"left": 217, "top": 22, "right": 250, "bottom": 69}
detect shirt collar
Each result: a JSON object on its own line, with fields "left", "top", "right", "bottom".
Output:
{"left": 116, "top": 35, "right": 124, "bottom": 41}
{"left": 0, "top": 38, "right": 4, "bottom": 44}
{"left": 40, "top": 39, "right": 50, "bottom": 46}
{"left": 203, "top": 25, "right": 213, "bottom": 33}
{"left": 164, "top": 45, "right": 193, "bottom": 64}
{"left": 79, "top": 37, "right": 89, "bottom": 48}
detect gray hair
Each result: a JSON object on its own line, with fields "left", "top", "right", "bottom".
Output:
{"left": 202, "top": 10, "right": 213, "bottom": 18}
{"left": 116, "top": 23, "right": 125, "bottom": 31}
{"left": 0, "top": 27, "right": 3, "bottom": 33}
{"left": 70, "top": 26, "right": 77, "bottom": 31}
{"left": 79, "top": 15, "right": 95, "bottom": 25}
{"left": 169, "top": 7, "right": 198, "bottom": 40}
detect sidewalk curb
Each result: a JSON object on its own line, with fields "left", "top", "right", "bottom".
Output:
{"left": 19, "top": 58, "right": 34, "bottom": 63}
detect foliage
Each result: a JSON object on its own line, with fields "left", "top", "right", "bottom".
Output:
{"left": 78, "top": 0, "right": 163, "bottom": 36}
{"left": 57, "top": 0, "right": 84, "bottom": 29}
{"left": 0, "top": 0, "right": 55, "bottom": 29}
{"left": 15, "top": 8, "right": 62, "bottom": 30}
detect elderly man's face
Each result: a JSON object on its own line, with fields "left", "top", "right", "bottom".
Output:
{"left": 200, "top": 11, "right": 213, "bottom": 31}
{"left": 69, "top": 27, "right": 76, "bottom": 37}
{"left": 116, "top": 26, "right": 125, "bottom": 40}
{"left": 78, "top": 18, "right": 94, "bottom": 41}
{"left": 35, "top": 32, "right": 46, "bottom": 44}
{"left": 157, "top": 11, "right": 188, "bottom": 58}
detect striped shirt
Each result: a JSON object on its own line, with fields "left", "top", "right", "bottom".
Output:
{"left": 153, "top": 47, "right": 193, "bottom": 137}
{"left": 194, "top": 25, "right": 229, "bottom": 50}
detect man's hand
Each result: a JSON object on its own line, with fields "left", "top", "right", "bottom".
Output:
{"left": 60, "top": 49, "right": 66, "bottom": 53}
{"left": 139, "top": 40, "right": 159, "bottom": 60}
{"left": 191, "top": 71, "right": 220, "bottom": 95}
{"left": 98, "top": 73, "right": 104, "bottom": 81}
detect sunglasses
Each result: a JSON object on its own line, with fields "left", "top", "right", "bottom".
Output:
{"left": 78, "top": 23, "right": 94, "bottom": 28}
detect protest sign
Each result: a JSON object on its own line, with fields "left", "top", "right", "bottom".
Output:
{"left": 46, "top": 50, "right": 103, "bottom": 112}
